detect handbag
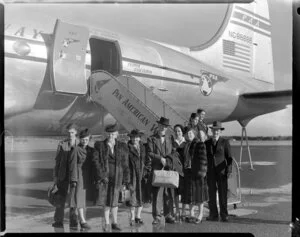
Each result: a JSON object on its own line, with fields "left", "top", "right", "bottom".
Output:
{"left": 47, "top": 184, "right": 64, "bottom": 208}
{"left": 152, "top": 167, "right": 179, "bottom": 188}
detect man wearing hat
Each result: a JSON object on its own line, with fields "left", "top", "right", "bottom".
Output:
{"left": 146, "top": 117, "right": 176, "bottom": 225}
{"left": 205, "top": 121, "right": 233, "bottom": 222}
{"left": 92, "top": 123, "right": 130, "bottom": 231}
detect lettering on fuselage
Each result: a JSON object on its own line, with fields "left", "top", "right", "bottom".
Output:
{"left": 5, "top": 24, "right": 44, "bottom": 40}
{"left": 228, "top": 31, "right": 252, "bottom": 44}
{"left": 126, "top": 62, "right": 153, "bottom": 75}
{"left": 112, "top": 89, "right": 151, "bottom": 127}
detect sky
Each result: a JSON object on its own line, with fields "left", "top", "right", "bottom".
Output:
{"left": 5, "top": 0, "right": 292, "bottom": 136}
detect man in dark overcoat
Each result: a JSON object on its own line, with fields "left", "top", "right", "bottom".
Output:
{"left": 93, "top": 124, "right": 130, "bottom": 231}
{"left": 52, "top": 123, "right": 79, "bottom": 229}
{"left": 205, "top": 121, "right": 233, "bottom": 222}
{"left": 147, "top": 117, "right": 176, "bottom": 225}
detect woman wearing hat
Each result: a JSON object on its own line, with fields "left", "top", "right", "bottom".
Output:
{"left": 68, "top": 128, "right": 94, "bottom": 230}
{"left": 188, "top": 113, "right": 201, "bottom": 139}
{"left": 171, "top": 124, "right": 186, "bottom": 222}
{"left": 126, "top": 129, "right": 151, "bottom": 226}
{"left": 181, "top": 126, "right": 208, "bottom": 224}
{"left": 92, "top": 123, "right": 130, "bottom": 231}
{"left": 205, "top": 121, "right": 233, "bottom": 222}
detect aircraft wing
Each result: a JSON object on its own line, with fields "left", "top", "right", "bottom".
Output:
{"left": 226, "top": 89, "right": 292, "bottom": 124}
{"left": 241, "top": 89, "right": 292, "bottom": 108}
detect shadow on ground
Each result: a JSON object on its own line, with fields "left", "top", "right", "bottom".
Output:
{"left": 228, "top": 217, "right": 290, "bottom": 225}
{"left": 6, "top": 167, "right": 53, "bottom": 185}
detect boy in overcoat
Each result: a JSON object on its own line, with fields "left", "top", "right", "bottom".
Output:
{"left": 197, "top": 108, "right": 208, "bottom": 136}
{"left": 205, "top": 121, "right": 232, "bottom": 222}
{"left": 52, "top": 123, "right": 79, "bottom": 229}
{"left": 92, "top": 124, "right": 130, "bottom": 231}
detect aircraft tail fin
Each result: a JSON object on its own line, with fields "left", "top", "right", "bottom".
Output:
{"left": 189, "top": 0, "right": 274, "bottom": 87}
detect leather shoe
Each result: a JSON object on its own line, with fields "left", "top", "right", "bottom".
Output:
{"left": 111, "top": 223, "right": 122, "bottom": 231}
{"left": 165, "top": 216, "right": 175, "bottom": 224}
{"left": 80, "top": 222, "right": 91, "bottom": 230}
{"left": 70, "top": 222, "right": 78, "bottom": 229}
{"left": 135, "top": 218, "right": 144, "bottom": 225}
{"left": 130, "top": 220, "right": 135, "bottom": 226}
{"left": 52, "top": 222, "right": 63, "bottom": 228}
{"left": 221, "top": 216, "right": 229, "bottom": 222}
{"left": 206, "top": 216, "right": 219, "bottom": 221}
{"left": 152, "top": 218, "right": 161, "bottom": 225}
{"left": 103, "top": 224, "right": 110, "bottom": 232}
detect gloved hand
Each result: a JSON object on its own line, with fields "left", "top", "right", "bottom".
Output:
{"left": 197, "top": 171, "right": 206, "bottom": 178}
{"left": 101, "top": 178, "right": 109, "bottom": 185}
{"left": 70, "top": 181, "right": 77, "bottom": 188}
{"left": 95, "top": 180, "right": 102, "bottom": 189}
{"left": 125, "top": 183, "right": 134, "bottom": 191}
{"left": 227, "top": 172, "right": 232, "bottom": 179}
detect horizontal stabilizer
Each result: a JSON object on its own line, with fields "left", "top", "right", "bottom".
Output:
{"left": 241, "top": 89, "right": 292, "bottom": 107}
{"left": 226, "top": 89, "right": 292, "bottom": 123}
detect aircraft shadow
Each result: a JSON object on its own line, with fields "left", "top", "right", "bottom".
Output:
{"left": 229, "top": 217, "right": 290, "bottom": 225}
{"left": 5, "top": 167, "right": 53, "bottom": 185}
{"left": 6, "top": 205, "right": 52, "bottom": 217}
{"left": 6, "top": 187, "right": 49, "bottom": 200}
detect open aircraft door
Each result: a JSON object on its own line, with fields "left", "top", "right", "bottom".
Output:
{"left": 50, "top": 19, "right": 89, "bottom": 95}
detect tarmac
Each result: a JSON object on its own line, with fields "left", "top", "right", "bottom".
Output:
{"left": 2, "top": 138, "right": 293, "bottom": 236}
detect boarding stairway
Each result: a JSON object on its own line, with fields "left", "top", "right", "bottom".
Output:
{"left": 89, "top": 70, "right": 187, "bottom": 136}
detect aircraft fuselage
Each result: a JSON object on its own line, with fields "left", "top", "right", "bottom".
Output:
{"left": 4, "top": 22, "right": 273, "bottom": 136}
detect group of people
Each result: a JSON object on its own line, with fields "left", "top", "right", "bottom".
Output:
{"left": 51, "top": 108, "right": 233, "bottom": 231}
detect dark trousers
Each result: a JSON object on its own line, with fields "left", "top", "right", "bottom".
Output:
{"left": 142, "top": 178, "right": 152, "bottom": 203}
{"left": 207, "top": 170, "right": 228, "bottom": 218}
{"left": 54, "top": 180, "right": 78, "bottom": 224}
{"left": 152, "top": 186, "right": 174, "bottom": 219}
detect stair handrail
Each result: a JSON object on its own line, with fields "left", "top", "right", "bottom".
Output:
{"left": 119, "top": 74, "right": 188, "bottom": 123}
{"left": 89, "top": 70, "right": 160, "bottom": 123}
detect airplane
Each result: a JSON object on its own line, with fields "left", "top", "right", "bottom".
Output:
{"left": 4, "top": 0, "right": 291, "bottom": 204}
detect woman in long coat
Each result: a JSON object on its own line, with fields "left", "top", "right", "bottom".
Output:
{"left": 171, "top": 124, "right": 186, "bottom": 221}
{"left": 92, "top": 124, "right": 130, "bottom": 231}
{"left": 68, "top": 128, "right": 94, "bottom": 230}
{"left": 181, "top": 127, "right": 208, "bottom": 224}
{"left": 127, "top": 129, "right": 151, "bottom": 226}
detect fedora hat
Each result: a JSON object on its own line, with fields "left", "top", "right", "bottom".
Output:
{"left": 105, "top": 123, "right": 118, "bottom": 133}
{"left": 127, "top": 129, "right": 144, "bottom": 137}
{"left": 79, "top": 128, "right": 91, "bottom": 138}
{"left": 209, "top": 121, "right": 225, "bottom": 130}
{"left": 156, "top": 117, "right": 171, "bottom": 127}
